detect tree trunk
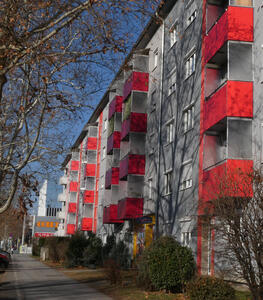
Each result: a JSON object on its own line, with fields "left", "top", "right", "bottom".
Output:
{"left": 0, "top": 73, "right": 7, "bottom": 103}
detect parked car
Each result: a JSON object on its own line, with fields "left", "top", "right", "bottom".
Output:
{"left": 0, "top": 249, "right": 10, "bottom": 272}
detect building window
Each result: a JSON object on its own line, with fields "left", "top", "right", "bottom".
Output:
{"left": 185, "top": 52, "right": 196, "bottom": 78}
{"left": 168, "top": 70, "right": 177, "bottom": 96}
{"left": 102, "top": 147, "right": 106, "bottom": 159}
{"left": 104, "top": 119, "right": 107, "bottom": 131}
{"left": 181, "top": 231, "right": 191, "bottom": 247}
{"left": 153, "top": 48, "right": 158, "bottom": 69}
{"left": 164, "top": 170, "right": 172, "bottom": 195}
{"left": 187, "top": 10, "right": 197, "bottom": 27}
{"left": 150, "top": 91, "right": 157, "bottom": 111}
{"left": 170, "top": 23, "right": 178, "bottom": 47}
{"left": 148, "top": 178, "right": 153, "bottom": 199}
{"left": 166, "top": 121, "right": 174, "bottom": 144}
{"left": 183, "top": 105, "right": 194, "bottom": 133}
{"left": 180, "top": 161, "right": 193, "bottom": 190}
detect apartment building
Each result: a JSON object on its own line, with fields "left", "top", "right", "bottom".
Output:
{"left": 57, "top": 0, "right": 262, "bottom": 275}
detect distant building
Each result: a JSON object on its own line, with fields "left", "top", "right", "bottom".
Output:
{"left": 37, "top": 179, "right": 62, "bottom": 217}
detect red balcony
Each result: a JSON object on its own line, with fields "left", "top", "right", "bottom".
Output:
{"left": 205, "top": 6, "right": 253, "bottom": 64}
{"left": 123, "top": 72, "right": 149, "bottom": 101}
{"left": 86, "top": 164, "right": 96, "bottom": 177}
{"left": 81, "top": 218, "right": 93, "bottom": 231}
{"left": 103, "top": 205, "right": 124, "bottom": 224}
{"left": 71, "top": 160, "right": 79, "bottom": 171}
{"left": 201, "top": 159, "right": 253, "bottom": 205}
{"left": 117, "top": 198, "right": 143, "bottom": 220}
{"left": 105, "top": 167, "right": 119, "bottom": 189}
{"left": 68, "top": 202, "right": 77, "bottom": 213}
{"left": 121, "top": 113, "right": 147, "bottom": 140}
{"left": 83, "top": 190, "right": 94, "bottom": 204}
{"left": 69, "top": 181, "right": 78, "bottom": 192}
{"left": 67, "top": 224, "right": 75, "bottom": 235}
{"left": 108, "top": 96, "right": 123, "bottom": 120}
{"left": 107, "top": 131, "right": 121, "bottom": 154}
{"left": 119, "top": 154, "right": 145, "bottom": 180}
{"left": 87, "top": 137, "right": 97, "bottom": 150}
{"left": 204, "top": 81, "right": 253, "bottom": 132}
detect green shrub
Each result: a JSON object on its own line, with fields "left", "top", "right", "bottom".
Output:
{"left": 104, "top": 259, "right": 122, "bottom": 285}
{"left": 65, "top": 231, "right": 88, "bottom": 267}
{"left": 32, "top": 237, "right": 46, "bottom": 256}
{"left": 83, "top": 233, "right": 103, "bottom": 266}
{"left": 102, "top": 234, "right": 115, "bottom": 262}
{"left": 137, "top": 236, "right": 196, "bottom": 292}
{"left": 186, "top": 276, "right": 236, "bottom": 300}
{"left": 45, "top": 237, "right": 69, "bottom": 263}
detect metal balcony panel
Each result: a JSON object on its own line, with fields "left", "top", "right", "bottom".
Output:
{"left": 204, "top": 6, "right": 253, "bottom": 64}
{"left": 81, "top": 218, "right": 93, "bottom": 231}
{"left": 67, "top": 224, "right": 75, "bottom": 235}
{"left": 108, "top": 96, "right": 123, "bottom": 120}
{"left": 117, "top": 198, "right": 143, "bottom": 220}
{"left": 204, "top": 81, "right": 253, "bottom": 132}
{"left": 123, "top": 72, "right": 149, "bottom": 101}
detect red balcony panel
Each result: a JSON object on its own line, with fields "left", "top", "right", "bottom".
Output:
{"left": 108, "top": 96, "right": 123, "bottom": 120}
{"left": 117, "top": 198, "right": 143, "bottom": 220}
{"left": 83, "top": 190, "right": 94, "bottom": 204}
{"left": 119, "top": 155, "right": 145, "bottom": 179}
{"left": 202, "top": 159, "right": 253, "bottom": 205}
{"left": 68, "top": 202, "right": 77, "bottom": 213}
{"left": 123, "top": 72, "right": 149, "bottom": 101}
{"left": 103, "top": 206, "right": 110, "bottom": 224}
{"left": 205, "top": 6, "right": 253, "bottom": 64}
{"left": 87, "top": 137, "right": 97, "bottom": 150}
{"left": 81, "top": 218, "right": 93, "bottom": 231}
{"left": 69, "top": 181, "right": 78, "bottom": 192}
{"left": 105, "top": 169, "right": 112, "bottom": 189}
{"left": 86, "top": 164, "right": 96, "bottom": 177}
{"left": 121, "top": 113, "right": 147, "bottom": 140}
{"left": 67, "top": 224, "right": 75, "bottom": 235}
{"left": 104, "top": 205, "right": 124, "bottom": 224}
{"left": 106, "top": 167, "right": 120, "bottom": 189}
{"left": 107, "top": 131, "right": 121, "bottom": 154}
{"left": 204, "top": 81, "right": 253, "bottom": 131}
{"left": 71, "top": 160, "right": 79, "bottom": 171}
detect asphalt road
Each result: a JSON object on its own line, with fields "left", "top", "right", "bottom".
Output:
{"left": 0, "top": 254, "right": 112, "bottom": 300}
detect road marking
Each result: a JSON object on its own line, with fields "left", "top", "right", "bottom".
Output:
{"left": 13, "top": 256, "right": 24, "bottom": 300}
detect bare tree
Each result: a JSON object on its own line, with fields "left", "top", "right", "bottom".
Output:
{"left": 0, "top": 0, "right": 160, "bottom": 213}
{"left": 206, "top": 166, "right": 263, "bottom": 300}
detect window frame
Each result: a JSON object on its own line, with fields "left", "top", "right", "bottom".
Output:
{"left": 165, "top": 118, "right": 174, "bottom": 144}
{"left": 183, "top": 104, "right": 195, "bottom": 133}
{"left": 169, "top": 21, "right": 178, "bottom": 48}
{"left": 164, "top": 169, "right": 173, "bottom": 195}
{"left": 168, "top": 69, "right": 177, "bottom": 96}
{"left": 185, "top": 51, "right": 196, "bottom": 79}
{"left": 153, "top": 48, "right": 159, "bottom": 70}
{"left": 179, "top": 160, "right": 193, "bottom": 191}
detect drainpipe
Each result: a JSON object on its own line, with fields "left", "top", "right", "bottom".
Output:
{"left": 155, "top": 17, "right": 165, "bottom": 239}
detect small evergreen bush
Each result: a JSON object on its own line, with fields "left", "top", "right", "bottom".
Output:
{"left": 45, "top": 237, "right": 69, "bottom": 263}
{"left": 65, "top": 231, "right": 88, "bottom": 267}
{"left": 83, "top": 233, "right": 103, "bottom": 267}
{"left": 186, "top": 276, "right": 236, "bottom": 300}
{"left": 32, "top": 237, "right": 46, "bottom": 256}
{"left": 137, "top": 236, "right": 196, "bottom": 292}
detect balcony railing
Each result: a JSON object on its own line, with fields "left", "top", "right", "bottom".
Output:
{"left": 204, "top": 81, "right": 253, "bottom": 132}
{"left": 107, "top": 131, "right": 121, "bottom": 154}
{"left": 67, "top": 224, "right": 75, "bottom": 235}
{"left": 81, "top": 218, "right": 93, "bottom": 231}
{"left": 108, "top": 96, "right": 123, "bottom": 120}
{"left": 204, "top": 6, "right": 253, "bottom": 64}
{"left": 103, "top": 205, "right": 123, "bottom": 224}
{"left": 83, "top": 190, "right": 95, "bottom": 204}
{"left": 85, "top": 164, "right": 96, "bottom": 177}
{"left": 70, "top": 160, "right": 79, "bottom": 171}
{"left": 105, "top": 167, "right": 119, "bottom": 189}
{"left": 119, "top": 154, "right": 145, "bottom": 180}
{"left": 69, "top": 182, "right": 78, "bottom": 192}
{"left": 68, "top": 203, "right": 77, "bottom": 213}
{"left": 201, "top": 159, "right": 253, "bottom": 205}
{"left": 123, "top": 72, "right": 149, "bottom": 101}
{"left": 117, "top": 198, "right": 143, "bottom": 220}
{"left": 121, "top": 113, "right": 147, "bottom": 140}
